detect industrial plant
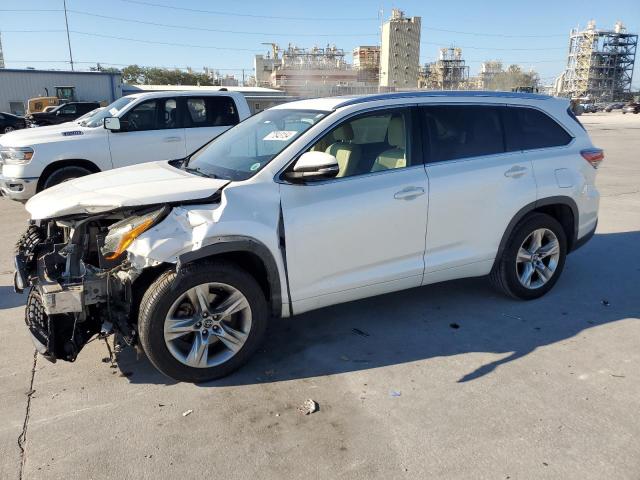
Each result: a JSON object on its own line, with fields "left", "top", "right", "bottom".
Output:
{"left": 0, "top": 10, "right": 638, "bottom": 109}
{"left": 558, "top": 21, "right": 638, "bottom": 101}
{"left": 249, "top": 10, "right": 638, "bottom": 103}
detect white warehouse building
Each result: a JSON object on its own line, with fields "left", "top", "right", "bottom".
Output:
{"left": 0, "top": 68, "right": 123, "bottom": 115}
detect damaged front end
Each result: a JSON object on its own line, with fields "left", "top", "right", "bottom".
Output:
{"left": 15, "top": 207, "right": 168, "bottom": 362}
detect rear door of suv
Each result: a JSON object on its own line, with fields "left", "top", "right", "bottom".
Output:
{"left": 182, "top": 95, "right": 241, "bottom": 154}
{"left": 419, "top": 103, "right": 537, "bottom": 283}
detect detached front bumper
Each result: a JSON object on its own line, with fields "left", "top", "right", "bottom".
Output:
{"left": 0, "top": 173, "right": 38, "bottom": 201}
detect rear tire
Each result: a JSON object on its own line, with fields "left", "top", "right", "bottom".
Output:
{"left": 41, "top": 166, "right": 93, "bottom": 190}
{"left": 4, "top": 126, "right": 14, "bottom": 134}
{"left": 138, "top": 261, "right": 269, "bottom": 383}
{"left": 490, "top": 213, "right": 567, "bottom": 300}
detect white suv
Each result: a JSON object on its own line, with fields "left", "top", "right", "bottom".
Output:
{"left": 15, "top": 92, "right": 601, "bottom": 382}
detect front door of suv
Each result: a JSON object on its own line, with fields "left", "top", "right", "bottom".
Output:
{"left": 420, "top": 104, "right": 537, "bottom": 283}
{"left": 107, "top": 97, "right": 186, "bottom": 169}
{"left": 280, "top": 107, "right": 429, "bottom": 314}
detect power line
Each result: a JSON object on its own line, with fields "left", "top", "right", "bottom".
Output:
{"left": 425, "top": 25, "right": 567, "bottom": 38}
{"left": 116, "top": 0, "right": 378, "bottom": 21}
{"left": 0, "top": 9, "right": 63, "bottom": 12}
{"left": 66, "top": 9, "right": 378, "bottom": 37}
{"left": 1, "top": 29, "right": 66, "bottom": 33}
{"left": 0, "top": 8, "right": 573, "bottom": 39}
{"left": 5, "top": 59, "right": 252, "bottom": 70}
{"left": 421, "top": 41, "right": 566, "bottom": 51}
{"left": 1, "top": 29, "right": 567, "bottom": 55}
{"left": 69, "top": 30, "right": 264, "bottom": 52}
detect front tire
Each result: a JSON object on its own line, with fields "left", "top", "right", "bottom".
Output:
{"left": 41, "top": 166, "right": 93, "bottom": 190}
{"left": 4, "top": 126, "right": 15, "bottom": 134}
{"left": 138, "top": 261, "right": 269, "bottom": 383}
{"left": 490, "top": 213, "right": 567, "bottom": 300}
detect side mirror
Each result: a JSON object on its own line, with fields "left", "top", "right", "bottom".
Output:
{"left": 104, "top": 117, "right": 122, "bottom": 131}
{"left": 283, "top": 151, "right": 339, "bottom": 183}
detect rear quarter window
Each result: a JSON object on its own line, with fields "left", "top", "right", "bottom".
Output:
{"left": 422, "top": 105, "right": 505, "bottom": 162}
{"left": 504, "top": 107, "right": 572, "bottom": 151}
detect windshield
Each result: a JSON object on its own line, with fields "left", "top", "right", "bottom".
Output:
{"left": 187, "top": 108, "right": 329, "bottom": 181}
{"left": 80, "top": 97, "right": 134, "bottom": 128}
{"left": 75, "top": 107, "right": 103, "bottom": 123}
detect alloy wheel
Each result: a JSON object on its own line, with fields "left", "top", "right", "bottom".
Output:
{"left": 515, "top": 228, "right": 560, "bottom": 289}
{"left": 163, "top": 282, "right": 252, "bottom": 368}
{"left": 4, "top": 126, "right": 14, "bottom": 133}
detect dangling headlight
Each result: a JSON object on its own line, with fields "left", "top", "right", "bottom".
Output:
{"left": 101, "top": 208, "right": 167, "bottom": 260}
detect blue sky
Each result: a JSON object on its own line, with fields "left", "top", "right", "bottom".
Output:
{"left": 1, "top": 0, "right": 639, "bottom": 87}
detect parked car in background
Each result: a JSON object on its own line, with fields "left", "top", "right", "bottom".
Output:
{"left": 580, "top": 103, "right": 598, "bottom": 113}
{"left": 622, "top": 103, "right": 640, "bottom": 114}
{"left": 26, "top": 101, "right": 101, "bottom": 126}
{"left": 0, "top": 112, "right": 27, "bottom": 134}
{"left": 15, "top": 91, "right": 602, "bottom": 382}
{"left": 604, "top": 102, "right": 625, "bottom": 112}
{"left": 0, "top": 91, "right": 251, "bottom": 201}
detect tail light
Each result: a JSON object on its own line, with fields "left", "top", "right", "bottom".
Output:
{"left": 581, "top": 148, "right": 604, "bottom": 169}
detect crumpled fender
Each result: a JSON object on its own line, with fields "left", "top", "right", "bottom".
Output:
{"left": 126, "top": 181, "right": 291, "bottom": 317}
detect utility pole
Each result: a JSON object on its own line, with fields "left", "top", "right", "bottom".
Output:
{"left": 63, "top": 0, "right": 74, "bottom": 71}
{"left": 0, "top": 31, "right": 5, "bottom": 69}
{"left": 242, "top": 69, "right": 245, "bottom": 86}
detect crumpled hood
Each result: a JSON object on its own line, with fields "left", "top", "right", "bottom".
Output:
{"left": 26, "top": 161, "right": 229, "bottom": 219}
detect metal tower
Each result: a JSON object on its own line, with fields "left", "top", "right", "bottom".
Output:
{"left": 562, "top": 21, "right": 637, "bottom": 101}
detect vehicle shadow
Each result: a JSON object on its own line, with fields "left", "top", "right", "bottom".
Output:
{"left": 0, "top": 285, "right": 26, "bottom": 309}
{"left": 119, "top": 230, "right": 639, "bottom": 386}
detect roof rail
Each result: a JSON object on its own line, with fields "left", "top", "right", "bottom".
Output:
{"left": 335, "top": 90, "right": 552, "bottom": 108}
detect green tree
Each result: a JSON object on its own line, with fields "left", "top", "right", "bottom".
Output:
{"left": 120, "top": 65, "right": 214, "bottom": 86}
{"left": 486, "top": 64, "right": 540, "bottom": 92}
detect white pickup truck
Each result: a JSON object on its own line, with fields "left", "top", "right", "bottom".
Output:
{"left": 0, "top": 90, "right": 251, "bottom": 201}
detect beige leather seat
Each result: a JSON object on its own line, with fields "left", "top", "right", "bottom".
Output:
{"left": 325, "top": 124, "right": 361, "bottom": 177}
{"left": 371, "top": 116, "right": 406, "bottom": 172}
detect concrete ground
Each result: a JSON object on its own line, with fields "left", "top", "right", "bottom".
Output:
{"left": 1, "top": 112, "right": 639, "bottom": 480}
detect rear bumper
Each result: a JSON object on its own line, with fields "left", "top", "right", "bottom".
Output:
{"left": 0, "top": 174, "right": 38, "bottom": 201}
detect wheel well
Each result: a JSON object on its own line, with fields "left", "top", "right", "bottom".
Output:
{"left": 37, "top": 159, "right": 101, "bottom": 192}
{"left": 202, "top": 251, "right": 272, "bottom": 304}
{"left": 531, "top": 203, "right": 575, "bottom": 250}
{"left": 493, "top": 198, "right": 578, "bottom": 272}
{"left": 130, "top": 252, "right": 274, "bottom": 324}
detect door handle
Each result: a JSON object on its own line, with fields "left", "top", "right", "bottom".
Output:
{"left": 504, "top": 165, "right": 528, "bottom": 178}
{"left": 163, "top": 136, "right": 182, "bottom": 143}
{"left": 394, "top": 186, "right": 425, "bottom": 200}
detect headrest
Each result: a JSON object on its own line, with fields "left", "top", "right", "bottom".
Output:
{"left": 333, "top": 124, "right": 354, "bottom": 142}
{"left": 388, "top": 116, "right": 405, "bottom": 148}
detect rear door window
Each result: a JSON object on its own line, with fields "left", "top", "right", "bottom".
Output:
{"left": 185, "top": 96, "right": 239, "bottom": 128}
{"left": 503, "top": 107, "right": 572, "bottom": 151}
{"left": 421, "top": 105, "right": 505, "bottom": 162}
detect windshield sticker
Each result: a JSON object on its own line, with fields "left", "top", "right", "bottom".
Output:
{"left": 109, "top": 108, "right": 119, "bottom": 115}
{"left": 263, "top": 130, "right": 297, "bottom": 141}
{"left": 250, "top": 162, "right": 261, "bottom": 171}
